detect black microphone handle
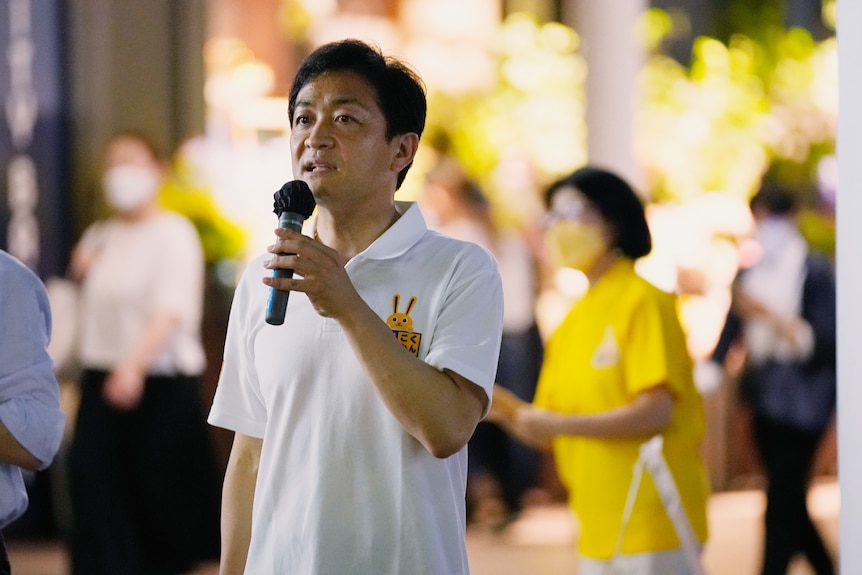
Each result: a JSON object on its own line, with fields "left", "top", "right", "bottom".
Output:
{"left": 265, "top": 211, "right": 307, "bottom": 325}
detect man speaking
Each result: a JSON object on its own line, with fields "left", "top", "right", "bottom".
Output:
{"left": 208, "top": 39, "right": 504, "bottom": 574}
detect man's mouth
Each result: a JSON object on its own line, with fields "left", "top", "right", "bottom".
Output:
{"left": 305, "top": 161, "right": 334, "bottom": 172}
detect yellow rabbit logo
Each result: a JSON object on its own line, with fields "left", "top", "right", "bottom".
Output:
{"left": 387, "top": 294, "right": 421, "bottom": 356}
{"left": 387, "top": 294, "right": 416, "bottom": 331}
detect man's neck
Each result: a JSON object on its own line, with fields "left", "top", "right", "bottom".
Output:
{"left": 315, "top": 202, "right": 402, "bottom": 262}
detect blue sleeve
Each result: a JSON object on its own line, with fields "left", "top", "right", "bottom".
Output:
{"left": 0, "top": 255, "right": 66, "bottom": 468}
{"left": 802, "top": 255, "right": 836, "bottom": 368}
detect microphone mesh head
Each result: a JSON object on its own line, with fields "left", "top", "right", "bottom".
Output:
{"left": 273, "top": 180, "right": 316, "bottom": 217}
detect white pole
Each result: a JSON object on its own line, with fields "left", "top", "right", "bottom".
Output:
{"left": 561, "top": 0, "right": 647, "bottom": 191}
{"left": 836, "top": 0, "right": 861, "bottom": 572}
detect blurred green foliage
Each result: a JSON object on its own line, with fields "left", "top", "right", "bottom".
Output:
{"left": 640, "top": 9, "right": 835, "bottom": 204}
{"left": 425, "top": 8, "right": 835, "bottom": 218}
{"left": 424, "top": 12, "right": 588, "bottom": 226}
{"left": 636, "top": 6, "right": 836, "bottom": 256}
{"left": 159, "top": 155, "right": 247, "bottom": 264}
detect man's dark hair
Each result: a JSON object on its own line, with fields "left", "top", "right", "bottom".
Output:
{"left": 544, "top": 166, "right": 652, "bottom": 259}
{"left": 288, "top": 39, "right": 427, "bottom": 189}
{"left": 750, "top": 182, "right": 799, "bottom": 216}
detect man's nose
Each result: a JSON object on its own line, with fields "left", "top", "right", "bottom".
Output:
{"left": 306, "top": 120, "right": 334, "bottom": 148}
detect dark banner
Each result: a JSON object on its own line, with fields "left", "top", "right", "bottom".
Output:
{"left": 0, "top": 0, "right": 69, "bottom": 278}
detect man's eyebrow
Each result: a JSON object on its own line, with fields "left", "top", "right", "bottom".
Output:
{"left": 294, "top": 96, "right": 368, "bottom": 109}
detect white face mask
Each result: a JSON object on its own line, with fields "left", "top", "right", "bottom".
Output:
{"left": 102, "top": 164, "right": 160, "bottom": 212}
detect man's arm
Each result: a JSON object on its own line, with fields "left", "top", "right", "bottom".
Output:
{"left": 219, "top": 432, "right": 262, "bottom": 575}
{"left": 0, "top": 420, "right": 42, "bottom": 471}
{"left": 265, "top": 230, "right": 494, "bottom": 459}
{"left": 339, "top": 301, "right": 487, "bottom": 459}
{"left": 0, "top": 253, "right": 66, "bottom": 472}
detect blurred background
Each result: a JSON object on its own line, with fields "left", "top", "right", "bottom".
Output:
{"left": 0, "top": 0, "right": 842, "bottom": 572}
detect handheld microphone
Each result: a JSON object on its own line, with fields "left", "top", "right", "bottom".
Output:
{"left": 265, "top": 180, "right": 316, "bottom": 325}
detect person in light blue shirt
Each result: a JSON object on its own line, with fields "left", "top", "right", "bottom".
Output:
{"left": 0, "top": 249, "right": 66, "bottom": 573}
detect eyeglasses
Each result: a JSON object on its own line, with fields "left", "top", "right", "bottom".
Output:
{"left": 542, "top": 200, "right": 589, "bottom": 229}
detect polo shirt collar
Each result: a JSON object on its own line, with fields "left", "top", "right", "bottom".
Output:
{"left": 355, "top": 201, "right": 426, "bottom": 261}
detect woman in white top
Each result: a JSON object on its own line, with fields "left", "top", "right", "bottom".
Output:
{"left": 67, "top": 132, "right": 221, "bottom": 575}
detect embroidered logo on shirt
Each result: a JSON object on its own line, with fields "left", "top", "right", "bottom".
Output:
{"left": 387, "top": 294, "right": 421, "bottom": 356}
{"left": 591, "top": 325, "right": 619, "bottom": 368}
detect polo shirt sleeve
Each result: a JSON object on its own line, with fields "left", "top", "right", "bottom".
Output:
{"left": 423, "top": 243, "right": 504, "bottom": 410}
{"left": 623, "top": 287, "right": 687, "bottom": 398}
{"left": 208, "top": 257, "right": 267, "bottom": 438}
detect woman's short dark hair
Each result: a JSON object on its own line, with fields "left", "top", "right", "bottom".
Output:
{"left": 544, "top": 166, "right": 652, "bottom": 259}
{"left": 288, "top": 39, "right": 427, "bottom": 189}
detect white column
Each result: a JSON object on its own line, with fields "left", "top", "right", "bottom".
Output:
{"left": 561, "top": 0, "right": 647, "bottom": 190}
{"left": 837, "top": 1, "right": 861, "bottom": 572}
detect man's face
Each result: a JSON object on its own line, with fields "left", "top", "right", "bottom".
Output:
{"left": 290, "top": 70, "right": 405, "bottom": 209}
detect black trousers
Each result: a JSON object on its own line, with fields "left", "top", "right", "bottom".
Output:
{"left": 68, "top": 370, "right": 221, "bottom": 575}
{"left": 753, "top": 416, "right": 835, "bottom": 575}
{"left": 0, "top": 531, "right": 9, "bottom": 575}
{"left": 468, "top": 324, "right": 543, "bottom": 514}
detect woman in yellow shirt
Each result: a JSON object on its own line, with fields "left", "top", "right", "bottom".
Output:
{"left": 492, "top": 166, "right": 709, "bottom": 575}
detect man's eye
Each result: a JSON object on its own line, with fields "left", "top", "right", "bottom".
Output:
{"left": 336, "top": 115, "right": 353, "bottom": 123}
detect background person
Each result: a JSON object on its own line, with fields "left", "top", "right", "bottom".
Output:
{"left": 420, "top": 156, "right": 543, "bottom": 525}
{"left": 208, "top": 39, "right": 504, "bottom": 574}
{"left": 707, "top": 183, "right": 836, "bottom": 575}
{"left": 491, "top": 166, "right": 709, "bottom": 575}
{"left": 0, "top": 250, "right": 66, "bottom": 575}
{"left": 67, "top": 131, "right": 221, "bottom": 575}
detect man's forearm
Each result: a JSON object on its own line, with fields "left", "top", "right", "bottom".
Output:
{"left": 219, "top": 433, "right": 262, "bottom": 575}
{"left": 339, "top": 302, "right": 486, "bottom": 459}
{"left": 0, "top": 420, "right": 42, "bottom": 471}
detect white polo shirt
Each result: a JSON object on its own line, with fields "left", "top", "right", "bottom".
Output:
{"left": 209, "top": 201, "right": 503, "bottom": 574}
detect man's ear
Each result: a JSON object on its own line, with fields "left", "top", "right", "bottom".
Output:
{"left": 390, "top": 132, "right": 420, "bottom": 173}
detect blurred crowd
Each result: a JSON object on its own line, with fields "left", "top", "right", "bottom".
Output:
{"left": 2, "top": 127, "right": 836, "bottom": 574}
